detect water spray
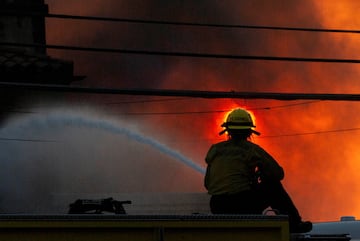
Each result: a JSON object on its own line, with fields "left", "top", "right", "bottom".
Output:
{"left": 1, "top": 111, "right": 206, "bottom": 175}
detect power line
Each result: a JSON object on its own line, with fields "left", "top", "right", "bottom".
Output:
{"left": 0, "top": 102, "right": 321, "bottom": 117}
{"left": 106, "top": 98, "right": 320, "bottom": 109}
{"left": 1, "top": 82, "right": 360, "bottom": 101}
{"left": 261, "top": 127, "right": 360, "bottom": 138}
{"left": 108, "top": 102, "right": 318, "bottom": 115}
{"left": 44, "top": 12, "right": 359, "bottom": 33}
{"left": 249, "top": 100, "right": 322, "bottom": 110}
{"left": 2, "top": 42, "right": 360, "bottom": 64}
{"left": 110, "top": 101, "right": 321, "bottom": 115}
{"left": 2, "top": 10, "right": 360, "bottom": 34}
{"left": 0, "top": 99, "right": 320, "bottom": 116}
{"left": 116, "top": 110, "right": 227, "bottom": 116}
{"left": 1, "top": 126, "right": 359, "bottom": 143}
{"left": 45, "top": 13, "right": 360, "bottom": 34}
{"left": 106, "top": 97, "right": 186, "bottom": 105}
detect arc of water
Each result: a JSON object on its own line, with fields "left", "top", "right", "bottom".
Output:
{"left": 20, "top": 113, "right": 206, "bottom": 175}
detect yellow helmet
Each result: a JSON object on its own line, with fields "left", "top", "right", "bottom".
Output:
{"left": 219, "top": 108, "right": 260, "bottom": 135}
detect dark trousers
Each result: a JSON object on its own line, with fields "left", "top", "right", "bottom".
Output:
{"left": 210, "top": 181, "right": 302, "bottom": 225}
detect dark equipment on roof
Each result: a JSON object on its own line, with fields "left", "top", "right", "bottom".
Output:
{"left": 68, "top": 197, "right": 132, "bottom": 214}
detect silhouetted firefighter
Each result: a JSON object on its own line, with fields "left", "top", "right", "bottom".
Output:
{"left": 68, "top": 197, "right": 131, "bottom": 214}
{"left": 204, "top": 108, "right": 312, "bottom": 233}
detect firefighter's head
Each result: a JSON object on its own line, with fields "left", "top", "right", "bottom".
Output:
{"left": 219, "top": 108, "right": 260, "bottom": 138}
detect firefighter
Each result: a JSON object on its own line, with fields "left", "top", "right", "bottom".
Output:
{"left": 204, "top": 108, "right": 312, "bottom": 233}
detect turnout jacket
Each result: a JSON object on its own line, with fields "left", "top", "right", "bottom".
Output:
{"left": 204, "top": 139, "right": 284, "bottom": 195}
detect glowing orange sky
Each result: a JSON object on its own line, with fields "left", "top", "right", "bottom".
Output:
{"left": 42, "top": 0, "right": 360, "bottom": 222}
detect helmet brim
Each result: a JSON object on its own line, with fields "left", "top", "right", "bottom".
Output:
{"left": 219, "top": 126, "right": 261, "bottom": 136}
{"left": 227, "top": 125, "right": 254, "bottom": 130}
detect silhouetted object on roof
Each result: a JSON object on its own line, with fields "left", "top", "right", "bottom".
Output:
{"left": 0, "top": 0, "right": 84, "bottom": 125}
{"left": 0, "top": 0, "right": 83, "bottom": 84}
{"left": 0, "top": 49, "right": 77, "bottom": 84}
{"left": 0, "top": 0, "right": 48, "bottom": 55}
{"left": 68, "top": 198, "right": 132, "bottom": 214}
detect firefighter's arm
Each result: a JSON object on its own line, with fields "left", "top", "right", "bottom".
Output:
{"left": 204, "top": 165, "right": 211, "bottom": 189}
{"left": 204, "top": 145, "right": 216, "bottom": 190}
{"left": 255, "top": 148, "right": 284, "bottom": 181}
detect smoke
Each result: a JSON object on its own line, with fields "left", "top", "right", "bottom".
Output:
{"left": 0, "top": 109, "right": 204, "bottom": 213}
{"left": 1, "top": 0, "right": 356, "bottom": 220}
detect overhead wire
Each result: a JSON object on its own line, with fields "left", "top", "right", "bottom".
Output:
{"left": 249, "top": 100, "right": 322, "bottom": 110}
{"left": 261, "top": 127, "right": 360, "bottom": 138}
{"left": 2, "top": 42, "right": 360, "bottom": 64}
{"left": 2, "top": 10, "right": 360, "bottom": 34}
{"left": 1, "top": 11, "right": 359, "bottom": 140}
{"left": 105, "top": 97, "right": 186, "bottom": 105}
{"left": 44, "top": 13, "right": 360, "bottom": 34}
{"left": 107, "top": 98, "right": 321, "bottom": 109}
{"left": 2, "top": 11, "right": 360, "bottom": 65}
{"left": 0, "top": 101, "right": 321, "bottom": 116}
{"left": 108, "top": 100, "right": 322, "bottom": 115}
{"left": 1, "top": 82, "right": 360, "bottom": 101}
{"left": 2, "top": 126, "right": 360, "bottom": 143}
{"left": 0, "top": 97, "right": 320, "bottom": 116}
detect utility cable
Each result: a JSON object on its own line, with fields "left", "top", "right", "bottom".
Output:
{"left": 1, "top": 10, "right": 360, "bottom": 34}
{"left": 249, "top": 100, "right": 321, "bottom": 110}
{"left": 45, "top": 13, "right": 360, "bottom": 34}
{"left": 0, "top": 100, "right": 320, "bottom": 116}
{"left": 109, "top": 101, "right": 321, "bottom": 115}
{"left": 1, "top": 126, "right": 359, "bottom": 143}
{"left": 1, "top": 82, "right": 360, "bottom": 101}
{"left": 106, "top": 97, "right": 185, "bottom": 105}
{"left": 261, "top": 127, "right": 360, "bottom": 138}
{"left": 115, "top": 110, "right": 227, "bottom": 115}
{"left": 2, "top": 42, "right": 360, "bottom": 64}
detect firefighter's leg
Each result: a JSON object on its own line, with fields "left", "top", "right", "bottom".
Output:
{"left": 258, "top": 181, "right": 312, "bottom": 233}
{"left": 210, "top": 190, "right": 267, "bottom": 214}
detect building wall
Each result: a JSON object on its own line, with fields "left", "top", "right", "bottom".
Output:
{"left": 0, "top": 0, "right": 48, "bottom": 54}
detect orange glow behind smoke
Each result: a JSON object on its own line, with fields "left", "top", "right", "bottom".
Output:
{"left": 208, "top": 100, "right": 360, "bottom": 222}
{"left": 261, "top": 104, "right": 360, "bottom": 222}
